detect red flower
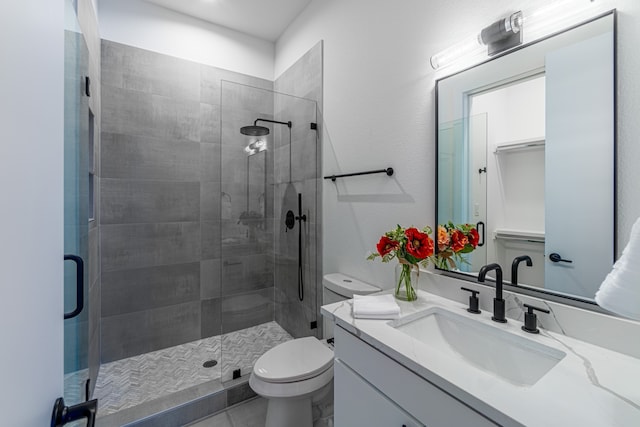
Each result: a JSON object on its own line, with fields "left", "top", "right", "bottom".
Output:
{"left": 468, "top": 228, "right": 479, "bottom": 248}
{"left": 376, "top": 236, "right": 399, "bottom": 257}
{"left": 405, "top": 227, "right": 434, "bottom": 260}
{"left": 450, "top": 230, "right": 469, "bottom": 253}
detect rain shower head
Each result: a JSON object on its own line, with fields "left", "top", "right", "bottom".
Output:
{"left": 240, "top": 124, "right": 270, "bottom": 136}
{"left": 240, "top": 118, "right": 292, "bottom": 136}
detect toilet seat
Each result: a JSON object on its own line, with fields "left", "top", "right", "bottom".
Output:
{"left": 253, "top": 337, "right": 334, "bottom": 383}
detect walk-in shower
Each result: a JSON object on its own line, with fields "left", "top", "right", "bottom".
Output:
{"left": 88, "top": 44, "right": 321, "bottom": 424}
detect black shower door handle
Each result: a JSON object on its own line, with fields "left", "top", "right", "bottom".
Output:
{"left": 51, "top": 397, "right": 97, "bottom": 427}
{"left": 549, "top": 253, "right": 573, "bottom": 264}
{"left": 476, "top": 221, "right": 485, "bottom": 247}
{"left": 64, "top": 254, "right": 85, "bottom": 319}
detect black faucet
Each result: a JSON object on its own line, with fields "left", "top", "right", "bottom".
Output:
{"left": 478, "top": 263, "right": 507, "bottom": 323}
{"left": 511, "top": 255, "right": 533, "bottom": 286}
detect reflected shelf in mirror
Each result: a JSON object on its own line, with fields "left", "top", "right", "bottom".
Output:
{"left": 494, "top": 229, "right": 545, "bottom": 243}
{"left": 494, "top": 137, "right": 545, "bottom": 154}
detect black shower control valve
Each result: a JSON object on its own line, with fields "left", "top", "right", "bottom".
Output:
{"left": 522, "top": 303, "right": 550, "bottom": 334}
{"left": 461, "top": 287, "right": 481, "bottom": 314}
{"left": 232, "top": 369, "right": 241, "bottom": 379}
{"left": 285, "top": 210, "right": 295, "bottom": 232}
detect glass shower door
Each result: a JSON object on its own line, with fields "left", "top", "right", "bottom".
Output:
{"left": 219, "top": 81, "right": 319, "bottom": 381}
{"left": 437, "top": 114, "right": 488, "bottom": 273}
{"left": 63, "top": 1, "right": 90, "bottom": 406}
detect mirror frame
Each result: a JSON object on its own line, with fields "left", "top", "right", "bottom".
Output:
{"left": 434, "top": 10, "right": 617, "bottom": 310}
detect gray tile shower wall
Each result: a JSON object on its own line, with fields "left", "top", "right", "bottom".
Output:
{"left": 100, "top": 40, "right": 274, "bottom": 362}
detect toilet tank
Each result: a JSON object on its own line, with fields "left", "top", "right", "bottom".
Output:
{"left": 322, "top": 273, "right": 380, "bottom": 339}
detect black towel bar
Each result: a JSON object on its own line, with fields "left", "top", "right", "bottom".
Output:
{"left": 324, "top": 167, "right": 394, "bottom": 182}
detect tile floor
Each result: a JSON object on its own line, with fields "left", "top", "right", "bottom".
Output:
{"left": 187, "top": 395, "right": 334, "bottom": 427}
{"left": 94, "top": 322, "right": 292, "bottom": 417}
{"left": 186, "top": 397, "right": 267, "bottom": 427}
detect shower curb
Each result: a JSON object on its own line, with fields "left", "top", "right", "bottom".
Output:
{"left": 95, "top": 376, "right": 255, "bottom": 427}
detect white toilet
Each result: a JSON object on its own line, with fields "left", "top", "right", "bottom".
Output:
{"left": 249, "top": 273, "right": 380, "bottom": 427}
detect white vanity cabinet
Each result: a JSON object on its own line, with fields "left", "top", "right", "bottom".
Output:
{"left": 335, "top": 359, "right": 423, "bottom": 427}
{"left": 334, "top": 325, "right": 499, "bottom": 427}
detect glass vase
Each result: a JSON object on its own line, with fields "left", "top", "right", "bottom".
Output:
{"left": 396, "top": 263, "right": 418, "bottom": 301}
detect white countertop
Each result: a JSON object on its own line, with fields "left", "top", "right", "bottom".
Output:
{"left": 322, "top": 289, "right": 640, "bottom": 427}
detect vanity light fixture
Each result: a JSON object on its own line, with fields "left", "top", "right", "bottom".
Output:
{"left": 479, "top": 11, "right": 523, "bottom": 56}
{"left": 430, "top": 11, "right": 522, "bottom": 70}
{"left": 523, "top": 0, "right": 600, "bottom": 43}
{"left": 429, "top": 33, "right": 484, "bottom": 70}
{"left": 430, "top": 0, "right": 601, "bottom": 70}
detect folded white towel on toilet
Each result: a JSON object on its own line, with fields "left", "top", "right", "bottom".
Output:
{"left": 352, "top": 294, "right": 400, "bottom": 319}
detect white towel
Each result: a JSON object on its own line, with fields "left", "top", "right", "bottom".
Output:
{"left": 595, "top": 217, "right": 640, "bottom": 320}
{"left": 352, "top": 294, "right": 401, "bottom": 320}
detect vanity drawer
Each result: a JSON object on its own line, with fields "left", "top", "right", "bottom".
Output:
{"left": 334, "top": 325, "right": 499, "bottom": 427}
{"left": 335, "top": 359, "right": 424, "bottom": 427}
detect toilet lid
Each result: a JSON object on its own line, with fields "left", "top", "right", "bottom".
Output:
{"left": 253, "top": 337, "right": 334, "bottom": 383}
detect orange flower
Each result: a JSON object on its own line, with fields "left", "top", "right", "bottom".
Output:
{"left": 450, "top": 230, "right": 469, "bottom": 252}
{"left": 437, "top": 225, "right": 450, "bottom": 251}
{"left": 376, "top": 236, "right": 399, "bottom": 257}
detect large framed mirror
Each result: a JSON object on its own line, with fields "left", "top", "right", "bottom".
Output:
{"left": 435, "top": 11, "right": 616, "bottom": 305}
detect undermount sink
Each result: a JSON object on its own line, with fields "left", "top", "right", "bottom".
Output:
{"left": 391, "top": 307, "right": 566, "bottom": 386}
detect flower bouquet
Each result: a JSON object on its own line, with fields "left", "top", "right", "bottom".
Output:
{"left": 367, "top": 225, "right": 434, "bottom": 301}
{"left": 435, "top": 222, "right": 480, "bottom": 270}
{"left": 368, "top": 222, "right": 479, "bottom": 301}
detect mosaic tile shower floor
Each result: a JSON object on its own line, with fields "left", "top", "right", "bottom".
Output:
{"left": 94, "top": 321, "right": 292, "bottom": 417}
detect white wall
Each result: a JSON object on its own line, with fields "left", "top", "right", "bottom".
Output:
{"left": 98, "top": 0, "right": 275, "bottom": 80}
{"left": 0, "top": 0, "right": 64, "bottom": 424}
{"left": 275, "top": 0, "right": 640, "bottom": 289}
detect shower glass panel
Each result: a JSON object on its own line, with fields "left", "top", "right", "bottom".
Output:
{"left": 220, "top": 81, "right": 319, "bottom": 381}
{"left": 63, "top": 0, "right": 90, "bottom": 406}
{"left": 437, "top": 114, "right": 488, "bottom": 273}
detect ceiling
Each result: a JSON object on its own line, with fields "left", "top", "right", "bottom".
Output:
{"left": 144, "top": 0, "right": 313, "bottom": 42}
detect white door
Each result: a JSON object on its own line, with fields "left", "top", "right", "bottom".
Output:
{"left": 545, "top": 29, "right": 614, "bottom": 297}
